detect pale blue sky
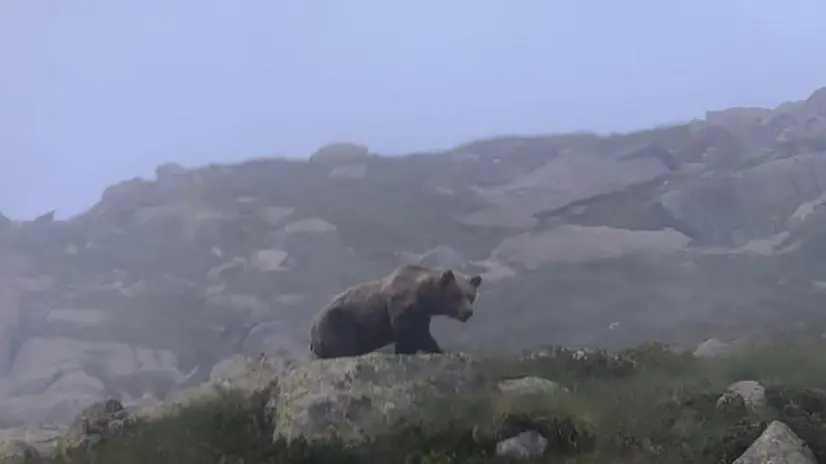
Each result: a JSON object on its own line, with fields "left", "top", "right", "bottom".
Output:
{"left": 2, "top": 1, "right": 825, "bottom": 219}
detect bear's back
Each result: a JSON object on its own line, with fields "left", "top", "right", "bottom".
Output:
{"left": 381, "top": 263, "right": 437, "bottom": 292}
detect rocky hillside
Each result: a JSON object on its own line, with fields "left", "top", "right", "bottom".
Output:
{"left": 3, "top": 86, "right": 826, "bottom": 433}
{"left": 5, "top": 343, "right": 826, "bottom": 463}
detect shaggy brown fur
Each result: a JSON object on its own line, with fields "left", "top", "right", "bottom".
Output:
{"left": 308, "top": 264, "right": 483, "bottom": 359}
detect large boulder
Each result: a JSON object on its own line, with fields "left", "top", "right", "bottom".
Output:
{"left": 55, "top": 399, "right": 133, "bottom": 457}
{"left": 661, "top": 153, "right": 826, "bottom": 246}
{"left": 733, "top": 420, "right": 817, "bottom": 464}
{"left": 269, "top": 352, "right": 493, "bottom": 445}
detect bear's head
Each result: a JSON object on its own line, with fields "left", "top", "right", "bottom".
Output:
{"left": 431, "top": 269, "right": 483, "bottom": 323}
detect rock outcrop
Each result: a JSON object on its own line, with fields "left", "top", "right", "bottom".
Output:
{"left": 732, "top": 420, "right": 818, "bottom": 464}
{"left": 270, "top": 352, "right": 491, "bottom": 445}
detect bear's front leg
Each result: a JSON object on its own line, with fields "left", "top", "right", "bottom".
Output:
{"left": 418, "top": 331, "right": 443, "bottom": 354}
{"left": 394, "top": 338, "right": 421, "bottom": 355}
{"left": 394, "top": 332, "right": 443, "bottom": 355}
{"left": 391, "top": 308, "right": 443, "bottom": 355}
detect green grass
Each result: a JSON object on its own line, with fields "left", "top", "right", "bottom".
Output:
{"left": 56, "top": 339, "right": 826, "bottom": 464}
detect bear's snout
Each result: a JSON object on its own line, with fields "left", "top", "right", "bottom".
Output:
{"left": 456, "top": 309, "right": 474, "bottom": 322}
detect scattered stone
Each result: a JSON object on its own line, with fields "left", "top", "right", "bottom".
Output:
{"left": 58, "top": 399, "right": 132, "bottom": 455}
{"left": 497, "top": 376, "right": 567, "bottom": 396}
{"left": 495, "top": 430, "right": 547, "bottom": 459}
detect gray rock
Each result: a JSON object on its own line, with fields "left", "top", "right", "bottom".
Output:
{"left": 241, "top": 321, "right": 306, "bottom": 359}
{"left": 497, "top": 376, "right": 567, "bottom": 396}
{"left": 257, "top": 206, "right": 295, "bottom": 227}
{"left": 328, "top": 164, "right": 367, "bottom": 179}
{"left": 208, "top": 354, "right": 250, "bottom": 382}
{"left": 693, "top": 338, "right": 730, "bottom": 358}
{"left": 61, "top": 398, "right": 133, "bottom": 454}
{"left": 31, "top": 211, "right": 54, "bottom": 224}
{"left": 468, "top": 152, "right": 669, "bottom": 223}
{"left": 270, "top": 352, "right": 491, "bottom": 445}
{"left": 732, "top": 420, "right": 817, "bottom": 464}
{"left": 495, "top": 430, "right": 547, "bottom": 460}
{"left": 249, "top": 248, "right": 289, "bottom": 272}
{"left": 155, "top": 162, "right": 188, "bottom": 180}
{"left": 43, "top": 309, "right": 112, "bottom": 332}
{"left": 717, "top": 380, "right": 766, "bottom": 411}
{"left": 282, "top": 218, "right": 337, "bottom": 234}
{"left": 137, "top": 355, "right": 288, "bottom": 423}
{"left": 662, "top": 153, "right": 826, "bottom": 247}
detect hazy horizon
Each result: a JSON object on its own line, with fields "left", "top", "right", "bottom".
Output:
{"left": 3, "top": 1, "right": 825, "bottom": 219}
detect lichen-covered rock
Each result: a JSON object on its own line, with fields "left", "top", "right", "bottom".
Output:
{"left": 732, "top": 420, "right": 817, "bottom": 464}
{"left": 270, "top": 352, "right": 493, "bottom": 445}
{"left": 497, "top": 376, "right": 567, "bottom": 396}
{"left": 57, "top": 398, "right": 132, "bottom": 456}
{"left": 495, "top": 430, "right": 547, "bottom": 460}
{"left": 717, "top": 380, "right": 766, "bottom": 411}
{"left": 0, "top": 439, "right": 41, "bottom": 463}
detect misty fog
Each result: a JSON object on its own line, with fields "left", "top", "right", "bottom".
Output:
{"left": 2, "top": 2, "right": 826, "bottom": 462}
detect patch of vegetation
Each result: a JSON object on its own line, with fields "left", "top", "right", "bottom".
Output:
{"left": 57, "top": 338, "right": 826, "bottom": 464}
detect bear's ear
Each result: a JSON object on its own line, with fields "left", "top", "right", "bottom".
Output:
{"left": 439, "top": 270, "right": 456, "bottom": 287}
{"left": 469, "top": 275, "right": 482, "bottom": 287}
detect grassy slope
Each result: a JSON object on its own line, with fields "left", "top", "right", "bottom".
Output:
{"left": 59, "top": 338, "right": 826, "bottom": 464}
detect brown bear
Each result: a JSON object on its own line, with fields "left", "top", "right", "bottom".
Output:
{"left": 308, "top": 263, "right": 483, "bottom": 359}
